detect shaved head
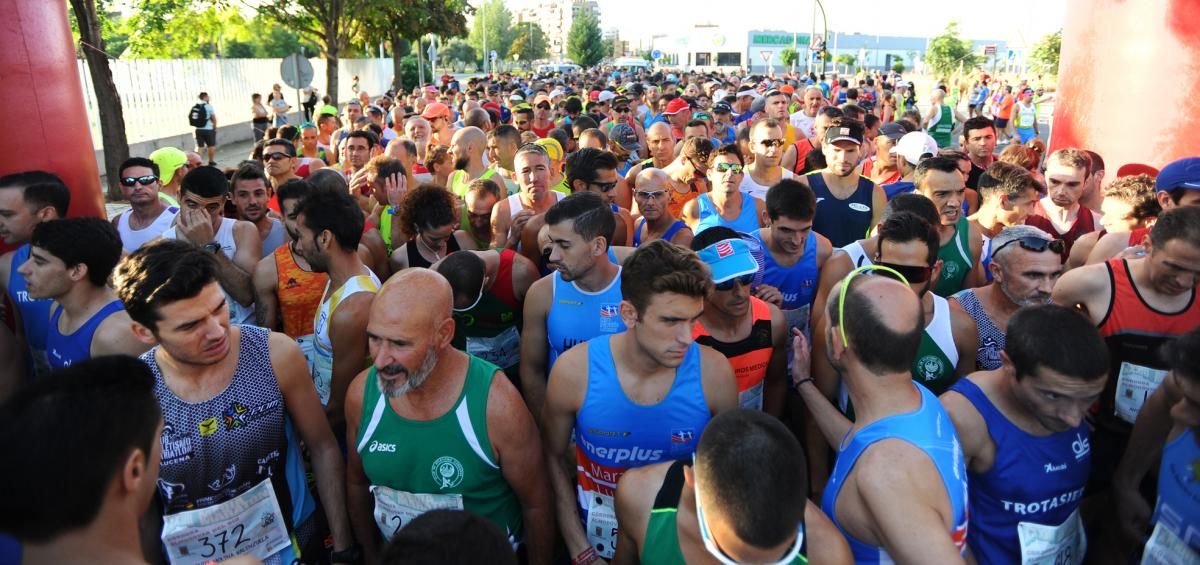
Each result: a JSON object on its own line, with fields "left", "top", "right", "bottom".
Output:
{"left": 368, "top": 268, "right": 454, "bottom": 397}
{"left": 377, "top": 268, "right": 452, "bottom": 328}
{"left": 825, "top": 274, "right": 924, "bottom": 374}
{"left": 647, "top": 122, "right": 672, "bottom": 139}
{"left": 636, "top": 167, "right": 671, "bottom": 189}
{"left": 452, "top": 126, "right": 486, "bottom": 159}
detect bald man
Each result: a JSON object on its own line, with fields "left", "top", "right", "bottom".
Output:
{"left": 345, "top": 269, "right": 554, "bottom": 565}
{"left": 789, "top": 85, "right": 825, "bottom": 138}
{"left": 624, "top": 123, "right": 676, "bottom": 190}
{"left": 630, "top": 168, "right": 693, "bottom": 248}
{"left": 448, "top": 127, "right": 500, "bottom": 200}
{"left": 793, "top": 274, "right": 969, "bottom": 563}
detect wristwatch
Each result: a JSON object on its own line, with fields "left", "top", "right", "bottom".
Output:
{"left": 202, "top": 242, "right": 222, "bottom": 254}
{"left": 331, "top": 544, "right": 363, "bottom": 564}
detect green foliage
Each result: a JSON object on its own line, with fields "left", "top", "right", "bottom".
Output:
{"left": 1030, "top": 30, "right": 1062, "bottom": 75}
{"left": 509, "top": 23, "right": 548, "bottom": 61}
{"left": 640, "top": 50, "right": 654, "bottom": 62}
{"left": 925, "top": 21, "right": 979, "bottom": 77}
{"left": 780, "top": 47, "right": 799, "bottom": 68}
{"left": 97, "top": 3, "right": 318, "bottom": 59}
{"left": 444, "top": 39, "right": 478, "bottom": 70}
{"left": 399, "top": 55, "right": 420, "bottom": 89}
{"left": 892, "top": 61, "right": 905, "bottom": 73}
{"left": 468, "top": 0, "right": 514, "bottom": 65}
{"left": 835, "top": 53, "right": 856, "bottom": 67}
{"left": 566, "top": 11, "right": 604, "bottom": 67}
{"left": 359, "top": 0, "right": 470, "bottom": 47}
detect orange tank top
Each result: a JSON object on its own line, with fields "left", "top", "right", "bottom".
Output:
{"left": 692, "top": 297, "right": 774, "bottom": 410}
{"left": 274, "top": 244, "right": 329, "bottom": 338}
{"left": 667, "top": 177, "right": 705, "bottom": 219}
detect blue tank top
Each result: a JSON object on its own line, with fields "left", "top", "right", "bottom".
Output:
{"left": 752, "top": 229, "right": 819, "bottom": 335}
{"left": 8, "top": 244, "right": 52, "bottom": 376}
{"left": 951, "top": 378, "right": 1090, "bottom": 565}
{"left": 46, "top": 300, "right": 125, "bottom": 370}
{"left": 808, "top": 174, "right": 876, "bottom": 248}
{"left": 633, "top": 218, "right": 687, "bottom": 248}
{"left": 695, "top": 193, "right": 759, "bottom": 235}
{"left": 821, "top": 383, "right": 969, "bottom": 563}
{"left": 573, "top": 335, "right": 710, "bottom": 555}
{"left": 546, "top": 264, "right": 625, "bottom": 368}
{"left": 1148, "top": 428, "right": 1200, "bottom": 559}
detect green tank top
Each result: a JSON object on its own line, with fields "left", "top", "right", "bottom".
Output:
{"left": 450, "top": 168, "right": 499, "bottom": 200}
{"left": 459, "top": 206, "right": 491, "bottom": 249}
{"left": 379, "top": 207, "right": 398, "bottom": 255}
{"left": 452, "top": 293, "right": 521, "bottom": 373}
{"left": 930, "top": 104, "right": 954, "bottom": 148}
{"left": 355, "top": 357, "right": 522, "bottom": 543}
{"left": 642, "top": 461, "right": 809, "bottom": 564}
{"left": 933, "top": 217, "right": 972, "bottom": 297}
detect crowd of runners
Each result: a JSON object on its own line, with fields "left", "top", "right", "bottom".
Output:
{"left": 0, "top": 64, "right": 1197, "bottom": 565}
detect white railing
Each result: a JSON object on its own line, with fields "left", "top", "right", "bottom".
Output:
{"left": 77, "top": 57, "right": 396, "bottom": 145}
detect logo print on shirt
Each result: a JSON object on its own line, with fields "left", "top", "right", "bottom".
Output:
{"left": 368, "top": 440, "right": 397, "bottom": 453}
{"left": 599, "top": 303, "right": 621, "bottom": 333}
{"left": 198, "top": 417, "right": 219, "bottom": 437}
{"left": 1072, "top": 433, "right": 1090, "bottom": 461}
{"left": 848, "top": 202, "right": 871, "bottom": 213}
{"left": 432, "top": 456, "right": 465, "bottom": 489}
{"left": 670, "top": 429, "right": 694, "bottom": 444}
{"left": 1044, "top": 462, "right": 1067, "bottom": 473}
{"left": 915, "top": 355, "right": 946, "bottom": 382}
{"left": 160, "top": 422, "right": 194, "bottom": 466}
{"left": 208, "top": 464, "right": 237, "bottom": 492}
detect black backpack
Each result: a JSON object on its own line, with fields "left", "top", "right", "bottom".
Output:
{"left": 188, "top": 102, "right": 208, "bottom": 128}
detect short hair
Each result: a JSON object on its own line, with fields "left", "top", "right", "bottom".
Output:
{"left": 345, "top": 129, "right": 379, "bottom": 149}
{"left": 263, "top": 138, "right": 297, "bottom": 156}
{"left": 392, "top": 139, "right": 417, "bottom": 161}
{"left": 579, "top": 128, "right": 608, "bottom": 149}
{"left": 827, "top": 272, "right": 925, "bottom": 373}
{"left": 1103, "top": 174, "right": 1161, "bottom": 222}
{"left": 308, "top": 167, "right": 349, "bottom": 193}
{"left": 398, "top": 183, "right": 458, "bottom": 239}
{"left": 978, "top": 161, "right": 1038, "bottom": 203}
{"left": 989, "top": 225, "right": 1056, "bottom": 267}
{"left": 297, "top": 186, "right": 364, "bottom": 252}
{"left": 841, "top": 103, "right": 866, "bottom": 119}
{"left": 435, "top": 251, "right": 486, "bottom": 306}
{"left": 489, "top": 125, "right": 521, "bottom": 147}
{"left": 514, "top": 143, "right": 549, "bottom": 164}
{"left": 1161, "top": 327, "right": 1200, "bottom": 384}
{"left": 0, "top": 356, "right": 160, "bottom": 542}
{"left": 426, "top": 145, "right": 453, "bottom": 171}
{"left": 1006, "top": 305, "right": 1109, "bottom": 381}
{"left": 707, "top": 143, "right": 745, "bottom": 167}
{"left": 685, "top": 119, "right": 709, "bottom": 131}
{"left": 1149, "top": 206, "right": 1200, "bottom": 251}
{"left": 276, "top": 124, "right": 300, "bottom": 142}
{"left": 750, "top": 117, "right": 782, "bottom": 137}
{"left": 962, "top": 116, "right": 995, "bottom": 139}
{"left": 380, "top": 509, "right": 517, "bottom": 565}
{"left": 547, "top": 128, "right": 570, "bottom": 152}
{"left": 364, "top": 155, "right": 407, "bottom": 180}
{"left": 765, "top": 179, "right": 816, "bottom": 221}
{"left": 863, "top": 113, "right": 880, "bottom": 130}
{"left": 695, "top": 409, "right": 807, "bottom": 550}
{"left": 817, "top": 106, "right": 843, "bottom": 120}
{"left": 30, "top": 218, "right": 122, "bottom": 287}
{"left": 621, "top": 239, "right": 712, "bottom": 314}
{"left": 571, "top": 115, "right": 598, "bottom": 132}
{"left": 180, "top": 166, "right": 229, "bottom": 198}
{"left": 997, "top": 144, "right": 1037, "bottom": 170}
{"left": 1085, "top": 150, "right": 1106, "bottom": 176}
{"left": 513, "top": 105, "right": 534, "bottom": 119}
{"left": 565, "top": 148, "right": 619, "bottom": 189}
{"left": 1046, "top": 148, "right": 1090, "bottom": 171}
{"left": 878, "top": 210, "right": 939, "bottom": 266}
{"left": 545, "top": 191, "right": 616, "bottom": 249}
{"left": 467, "top": 178, "right": 502, "bottom": 200}
{"left": 463, "top": 108, "right": 491, "bottom": 129}
{"left": 276, "top": 178, "right": 311, "bottom": 207}
{"left": 681, "top": 136, "right": 714, "bottom": 164}
{"left": 119, "top": 157, "right": 159, "bottom": 177}
{"left": 114, "top": 240, "right": 219, "bottom": 331}
{"left": 0, "top": 171, "right": 71, "bottom": 217}
{"left": 230, "top": 163, "right": 268, "bottom": 191}
{"left": 913, "top": 156, "right": 962, "bottom": 190}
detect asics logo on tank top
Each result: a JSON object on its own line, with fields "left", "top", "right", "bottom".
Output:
{"left": 367, "top": 440, "right": 396, "bottom": 453}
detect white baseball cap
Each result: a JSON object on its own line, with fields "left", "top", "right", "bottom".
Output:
{"left": 891, "top": 131, "right": 939, "bottom": 166}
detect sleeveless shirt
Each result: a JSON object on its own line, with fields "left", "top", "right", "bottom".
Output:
{"left": 809, "top": 173, "right": 876, "bottom": 248}
{"left": 46, "top": 300, "right": 125, "bottom": 369}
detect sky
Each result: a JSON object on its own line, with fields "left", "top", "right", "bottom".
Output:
{"left": 509, "top": 0, "right": 1066, "bottom": 48}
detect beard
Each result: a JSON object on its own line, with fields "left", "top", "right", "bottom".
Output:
{"left": 377, "top": 347, "right": 440, "bottom": 398}
{"left": 999, "top": 275, "right": 1052, "bottom": 307}
{"left": 455, "top": 156, "right": 470, "bottom": 171}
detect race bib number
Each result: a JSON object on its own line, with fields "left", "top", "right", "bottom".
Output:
{"left": 739, "top": 380, "right": 764, "bottom": 411}
{"left": 466, "top": 326, "right": 521, "bottom": 369}
{"left": 1141, "top": 522, "right": 1199, "bottom": 565}
{"left": 371, "top": 485, "right": 463, "bottom": 540}
{"left": 1017, "top": 509, "right": 1086, "bottom": 565}
{"left": 1115, "top": 362, "right": 1168, "bottom": 424}
{"left": 783, "top": 305, "right": 811, "bottom": 337}
{"left": 585, "top": 491, "right": 618, "bottom": 559}
{"left": 161, "top": 479, "right": 290, "bottom": 565}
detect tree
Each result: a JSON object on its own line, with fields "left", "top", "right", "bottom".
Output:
{"left": 892, "top": 60, "right": 906, "bottom": 73}
{"left": 835, "top": 53, "right": 856, "bottom": 70}
{"left": 566, "top": 11, "right": 603, "bottom": 67}
{"left": 925, "top": 21, "right": 979, "bottom": 78}
{"left": 509, "top": 22, "right": 548, "bottom": 63}
{"left": 68, "top": 0, "right": 129, "bottom": 201}
{"left": 256, "top": 0, "right": 373, "bottom": 104}
{"left": 359, "top": 0, "right": 469, "bottom": 93}
{"left": 444, "top": 39, "right": 478, "bottom": 71}
{"left": 468, "top": 0, "right": 513, "bottom": 68}
{"left": 1030, "top": 30, "right": 1062, "bottom": 75}
{"left": 780, "top": 47, "right": 799, "bottom": 69}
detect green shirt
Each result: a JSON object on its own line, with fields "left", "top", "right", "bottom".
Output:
{"left": 933, "top": 217, "right": 972, "bottom": 297}
{"left": 930, "top": 104, "right": 954, "bottom": 149}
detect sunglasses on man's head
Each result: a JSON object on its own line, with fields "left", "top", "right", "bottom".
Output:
{"left": 992, "top": 236, "right": 1065, "bottom": 257}
{"left": 120, "top": 175, "right": 158, "bottom": 187}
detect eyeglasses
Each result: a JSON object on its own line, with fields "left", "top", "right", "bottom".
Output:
{"left": 120, "top": 175, "right": 158, "bottom": 187}
{"left": 873, "top": 261, "right": 933, "bottom": 284}
{"left": 589, "top": 180, "right": 619, "bottom": 193}
{"left": 837, "top": 265, "right": 910, "bottom": 345}
{"left": 614, "top": 107, "right": 631, "bottom": 114}
{"left": 264, "top": 152, "right": 293, "bottom": 162}
{"left": 536, "top": 103, "right": 551, "bottom": 110}
{"left": 759, "top": 139, "right": 786, "bottom": 149}
{"left": 992, "top": 236, "right": 1065, "bottom": 257}
{"left": 694, "top": 453, "right": 805, "bottom": 565}
{"left": 692, "top": 112, "right": 712, "bottom": 120}
{"left": 635, "top": 189, "right": 667, "bottom": 200}
{"left": 714, "top": 163, "right": 744, "bottom": 174}
{"left": 714, "top": 273, "right": 754, "bottom": 291}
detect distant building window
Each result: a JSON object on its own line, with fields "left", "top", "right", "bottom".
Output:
{"left": 717, "top": 52, "right": 741, "bottom": 66}
{"left": 695, "top": 53, "right": 712, "bottom": 66}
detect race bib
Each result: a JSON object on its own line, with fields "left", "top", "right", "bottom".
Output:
{"left": 739, "top": 380, "right": 764, "bottom": 411}
{"left": 1115, "top": 362, "right": 1168, "bottom": 424}
{"left": 782, "top": 305, "right": 811, "bottom": 337}
{"left": 296, "top": 334, "right": 317, "bottom": 373}
{"left": 371, "top": 485, "right": 463, "bottom": 540}
{"left": 466, "top": 326, "right": 521, "bottom": 369}
{"left": 1017, "top": 509, "right": 1087, "bottom": 565}
{"left": 1141, "top": 522, "right": 1199, "bottom": 565}
{"left": 161, "top": 479, "right": 291, "bottom": 565}
{"left": 585, "top": 491, "right": 619, "bottom": 559}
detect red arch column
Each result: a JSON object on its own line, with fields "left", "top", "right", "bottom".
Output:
{"left": 1049, "top": 0, "right": 1200, "bottom": 167}
{"left": 0, "top": 0, "right": 105, "bottom": 224}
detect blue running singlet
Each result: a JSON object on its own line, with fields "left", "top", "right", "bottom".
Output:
{"left": 694, "top": 193, "right": 759, "bottom": 235}
{"left": 8, "top": 244, "right": 52, "bottom": 376}
{"left": 752, "top": 229, "right": 819, "bottom": 336}
{"left": 633, "top": 218, "right": 687, "bottom": 248}
{"left": 46, "top": 300, "right": 124, "bottom": 369}
{"left": 1143, "top": 428, "right": 1200, "bottom": 562}
{"left": 545, "top": 263, "right": 625, "bottom": 368}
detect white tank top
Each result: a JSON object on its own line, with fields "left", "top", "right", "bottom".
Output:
{"left": 507, "top": 190, "right": 565, "bottom": 220}
{"left": 162, "top": 217, "right": 254, "bottom": 325}
{"left": 311, "top": 269, "right": 380, "bottom": 406}
{"left": 840, "top": 240, "right": 872, "bottom": 268}
{"left": 117, "top": 206, "right": 178, "bottom": 253}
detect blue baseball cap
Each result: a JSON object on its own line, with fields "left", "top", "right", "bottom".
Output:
{"left": 697, "top": 238, "right": 759, "bottom": 284}
{"left": 1156, "top": 157, "right": 1200, "bottom": 192}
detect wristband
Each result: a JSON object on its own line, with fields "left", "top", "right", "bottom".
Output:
{"left": 572, "top": 547, "right": 596, "bottom": 565}
{"left": 794, "top": 377, "right": 815, "bottom": 389}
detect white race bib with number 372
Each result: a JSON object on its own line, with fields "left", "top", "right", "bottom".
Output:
{"left": 371, "top": 485, "right": 463, "bottom": 540}
{"left": 161, "top": 478, "right": 291, "bottom": 565}
{"left": 1115, "top": 362, "right": 1168, "bottom": 424}
{"left": 1017, "top": 509, "right": 1087, "bottom": 565}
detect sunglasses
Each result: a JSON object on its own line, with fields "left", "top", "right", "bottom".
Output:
{"left": 120, "top": 175, "right": 158, "bottom": 187}
{"left": 714, "top": 273, "right": 754, "bottom": 291}
{"left": 634, "top": 189, "right": 667, "bottom": 200}
{"left": 692, "top": 112, "right": 712, "bottom": 120}
{"left": 264, "top": 152, "right": 293, "bottom": 162}
{"left": 992, "top": 236, "right": 1065, "bottom": 256}
{"left": 759, "top": 139, "right": 786, "bottom": 148}
{"left": 714, "top": 163, "right": 744, "bottom": 174}
{"left": 589, "top": 180, "right": 619, "bottom": 193}
{"left": 874, "top": 261, "right": 933, "bottom": 284}
{"left": 536, "top": 103, "right": 551, "bottom": 110}
{"left": 614, "top": 107, "right": 631, "bottom": 114}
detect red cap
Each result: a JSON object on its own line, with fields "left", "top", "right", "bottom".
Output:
{"left": 1116, "top": 163, "right": 1160, "bottom": 178}
{"left": 589, "top": 90, "right": 601, "bottom": 102}
{"left": 780, "top": 84, "right": 795, "bottom": 95}
{"left": 663, "top": 98, "right": 691, "bottom": 115}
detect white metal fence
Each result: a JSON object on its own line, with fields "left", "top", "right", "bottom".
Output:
{"left": 77, "top": 57, "right": 396, "bottom": 146}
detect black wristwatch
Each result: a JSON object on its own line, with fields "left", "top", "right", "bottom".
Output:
{"left": 331, "top": 544, "right": 363, "bottom": 564}
{"left": 202, "top": 242, "right": 222, "bottom": 254}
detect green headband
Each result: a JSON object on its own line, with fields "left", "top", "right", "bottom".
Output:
{"left": 836, "top": 264, "right": 910, "bottom": 346}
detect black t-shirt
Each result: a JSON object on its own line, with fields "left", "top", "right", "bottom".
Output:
{"left": 967, "top": 161, "right": 986, "bottom": 190}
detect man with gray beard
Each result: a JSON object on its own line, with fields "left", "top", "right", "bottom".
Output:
{"left": 949, "top": 225, "right": 1065, "bottom": 370}
{"left": 343, "top": 268, "right": 554, "bottom": 565}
